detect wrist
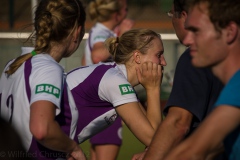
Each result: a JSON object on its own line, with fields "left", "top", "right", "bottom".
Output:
{"left": 146, "top": 87, "right": 160, "bottom": 95}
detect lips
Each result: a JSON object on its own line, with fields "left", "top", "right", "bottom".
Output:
{"left": 190, "top": 49, "right": 197, "bottom": 57}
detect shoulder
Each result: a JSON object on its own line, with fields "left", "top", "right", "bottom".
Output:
{"left": 104, "top": 65, "right": 126, "bottom": 79}
{"left": 32, "top": 54, "right": 62, "bottom": 70}
{"left": 219, "top": 70, "right": 240, "bottom": 95}
{"left": 99, "top": 67, "right": 130, "bottom": 97}
{"left": 91, "top": 23, "right": 115, "bottom": 40}
{"left": 99, "top": 64, "right": 128, "bottom": 86}
{"left": 213, "top": 71, "right": 240, "bottom": 109}
{"left": 31, "top": 54, "right": 63, "bottom": 79}
{"left": 67, "top": 63, "right": 119, "bottom": 89}
{"left": 177, "top": 48, "right": 192, "bottom": 68}
{"left": 92, "top": 26, "right": 108, "bottom": 35}
{"left": 230, "top": 70, "right": 240, "bottom": 81}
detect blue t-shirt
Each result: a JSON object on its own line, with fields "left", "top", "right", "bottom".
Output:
{"left": 215, "top": 70, "right": 240, "bottom": 160}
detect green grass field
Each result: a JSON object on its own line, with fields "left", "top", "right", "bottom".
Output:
{"left": 79, "top": 124, "right": 145, "bottom": 160}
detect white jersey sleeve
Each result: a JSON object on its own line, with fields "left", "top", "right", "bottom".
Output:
{"left": 91, "top": 23, "right": 116, "bottom": 46}
{"left": 98, "top": 68, "right": 138, "bottom": 107}
{"left": 30, "top": 55, "right": 64, "bottom": 110}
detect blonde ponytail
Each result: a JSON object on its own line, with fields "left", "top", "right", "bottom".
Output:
{"left": 5, "top": 53, "right": 33, "bottom": 76}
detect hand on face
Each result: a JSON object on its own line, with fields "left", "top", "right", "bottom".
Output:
{"left": 136, "top": 61, "right": 162, "bottom": 91}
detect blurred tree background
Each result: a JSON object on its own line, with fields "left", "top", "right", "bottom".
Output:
{"left": 0, "top": 0, "right": 173, "bottom": 32}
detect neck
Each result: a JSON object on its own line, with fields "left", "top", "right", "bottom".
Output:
{"left": 48, "top": 46, "right": 66, "bottom": 63}
{"left": 125, "top": 62, "right": 139, "bottom": 87}
{"left": 212, "top": 50, "right": 240, "bottom": 84}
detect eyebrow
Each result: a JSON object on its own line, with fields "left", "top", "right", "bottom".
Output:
{"left": 158, "top": 50, "right": 164, "bottom": 54}
{"left": 185, "top": 26, "right": 198, "bottom": 32}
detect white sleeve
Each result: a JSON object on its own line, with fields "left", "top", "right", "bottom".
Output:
{"left": 91, "top": 30, "right": 111, "bottom": 46}
{"left": 30, "top": 61, "right": 63, "bottom": 111}
{"left": 98, "top": 69, "right": 138, "bottom": 107}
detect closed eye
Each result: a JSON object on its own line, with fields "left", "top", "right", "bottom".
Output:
{"left": 157, "top": 51, "right": 164, "bottom": 58}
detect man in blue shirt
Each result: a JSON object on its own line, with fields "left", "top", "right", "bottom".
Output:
{"left": 164, "top": 1, "right": 240, "bottom": 160}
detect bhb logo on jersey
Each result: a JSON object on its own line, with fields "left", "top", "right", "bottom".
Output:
{"left": 119, "top": 84, "right": 134, "bottom": 95}
{"left": 35, "top": 84, "right": 60, "bottom": 98}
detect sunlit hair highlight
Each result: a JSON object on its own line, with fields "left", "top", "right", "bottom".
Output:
{"left": 105, "top": 28, "right": 161, "bottom": 64}
{"left": 5, "top": 0, "right": 86, "bottom": 75}
{"left": 88, "top": 0, "right": 123, "bottom": 22}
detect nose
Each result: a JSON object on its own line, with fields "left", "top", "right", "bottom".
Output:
{"left": 183, "top": 31, "right": 192, "bottom": 47}
{"left": 160, "top": 55, "right": 167, "bottom": 66}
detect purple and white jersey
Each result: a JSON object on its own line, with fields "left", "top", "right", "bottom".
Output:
{"left": 0, "top": 54, "right": 64, "bottom": 159}
{"left": 84, "top": 22, "right": 116, "bottom": 65}
{"left": 62, "top": 62, "right": 138, "bottom": 143}
{"left": 21, "top": 47, "right": 34, "bottom": 55}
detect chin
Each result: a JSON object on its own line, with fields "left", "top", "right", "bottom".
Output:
{"left": 191, "top": 59, "right": 207, "bottom": 68}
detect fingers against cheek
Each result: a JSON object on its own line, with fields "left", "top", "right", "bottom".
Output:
{"left": 152, "top": 63, "right": 161, "bottom": 76}
{"left": 142, "top": 62, "right": 148, "bottom": 72}
{"left": 152, "top": 63, "right": 158, "bottom": 71}
{"left": 162, "top": 66, "right": 165, "bottom": 78}
{"left": 152, "top": 63, "right": 158, "bottom": 76}
{"left": 146, "top": 62, "right": 150, "bottom": 71}
{"left": 158, "top": 65, "right": 162, "bottom": 75}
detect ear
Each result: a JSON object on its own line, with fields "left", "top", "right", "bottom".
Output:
{"left": 77, "top": 25, "right": 82, "bottom": 36}
{"left": 73, "top": 26, "right": 83, "bottom": 43}
{"left": 133, "top": 50, "right": 141, "bottom": 64}
{"left": 226, "top": 22, "right": 238, "bottom": 44}
{"left": 181, "top": 11, "right": 188, "bottom": 21}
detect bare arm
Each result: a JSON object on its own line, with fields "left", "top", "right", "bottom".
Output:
{"left": 116, "top": 62, "right": 162, "bottom": 146}
{"left": 30, "top": 101, "right": 86, "bottom": 159}
{"left": 164, "top": 105, "right": 240, "bottom": 160}
{"left": 138, "top": 107, "right": 193, "bottom": 160}
{"left": 91, "top": 42, "right": 110, "bottom": 64}
{"left": 138, "top": 101, "right": 147, "bottom": 115}
{"left": 116, "top": 102, "right": 158, "bottom": 146}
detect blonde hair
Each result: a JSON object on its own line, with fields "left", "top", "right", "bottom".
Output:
{"left": 5, "top": 0, "right": 86, "bottom": 75}
{"left": 105, "top": 28, "right": 161, "bottom": 64}
{"left": 88, "top": 0, "right": 123, "bottom": 22}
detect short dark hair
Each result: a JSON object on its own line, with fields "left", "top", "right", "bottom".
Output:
{"left": 174, "top": 0, "right": 188, "bottom": 13}
{"left": 189, "top": 0, "right": 240, "bottom": 33}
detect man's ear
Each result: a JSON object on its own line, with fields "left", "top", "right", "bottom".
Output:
{"left": 226, "top": 22, "right": 238, "bottom": 44}
{"left": 133, "top": 50, "right": 141, "bottom": 64}
{"left": 181, "top": 10, "right": 188, "bottom": 21}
